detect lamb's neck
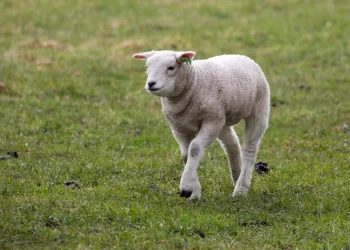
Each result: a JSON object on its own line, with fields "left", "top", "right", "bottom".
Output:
{"left": 161, "top": 66, "right": 196, "bottom": 115}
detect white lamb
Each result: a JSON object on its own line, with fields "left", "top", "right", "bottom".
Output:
{"left": 133, "top": 50, "right": 270, "bottom": 199}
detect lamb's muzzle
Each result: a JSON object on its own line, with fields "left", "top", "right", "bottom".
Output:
{"left": 133, "top": 50, "right": 270, "bottom": 200}
{"left": 147, "top": 81, "right": 159, "bottom": 91}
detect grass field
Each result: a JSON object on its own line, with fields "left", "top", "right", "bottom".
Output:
{"left": 1, "top": 0, "right": 350, "bottom": 249}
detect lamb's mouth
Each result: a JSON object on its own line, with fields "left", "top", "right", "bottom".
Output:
{"left": 148, "top": 87, "right": 162, "bottom": 92}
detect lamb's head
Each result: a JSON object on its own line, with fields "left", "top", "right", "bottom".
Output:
{"left": 133, "top": 50, "right": 196, "bottom": 97}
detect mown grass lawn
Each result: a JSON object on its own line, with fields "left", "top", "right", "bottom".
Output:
{"left": 1, "top": 0, "right": 350, "bottom": 249}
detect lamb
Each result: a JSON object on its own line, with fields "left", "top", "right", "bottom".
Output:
{"left": 132, "top": 50, "right": 270, "bottom": 199}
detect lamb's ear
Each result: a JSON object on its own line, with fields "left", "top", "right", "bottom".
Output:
{"left": 176, "top": 51, "right": 196, "bottom": 65}
{"left": 132, "top": 51, "right": 157, "bottom": 60}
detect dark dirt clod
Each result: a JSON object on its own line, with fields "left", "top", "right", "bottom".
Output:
{"left": 299, "top": 85, "right": 312, "bottom": 91}
{"left": 44, "top": 215, "right": 60, "bottom": 228}
{"left": 193, "top": 229, "right": 205, "bottom": 238}
{"left": 0, "top": 152, "right": 18, "bottom": 161}
{"left": 240, "top": 220, "right": 270, "bottom": 227}
{"left": 271, "top": 100, "right": 286, "bottom": 107}
{"left": 255, "top": 162, "right": 270, "bottom": 173}
{"left": 7, "top": 152, "right": 18, "bottom": 158}
{"left": 0, "top": 80, "right": 7, "bottom": 93}
{"left": 64, "top": 181, "right": 81, "bottom": 189}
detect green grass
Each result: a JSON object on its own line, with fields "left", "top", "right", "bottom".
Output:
{"left": 1, "top": 0, "right": 350, "bottom": 249}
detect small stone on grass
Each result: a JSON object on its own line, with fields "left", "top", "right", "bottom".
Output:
{"left": 64, "top": 181, "right": 81, "bottom": 189}
{"left": 0, "top": 152, "right": 18, "bottom": 161}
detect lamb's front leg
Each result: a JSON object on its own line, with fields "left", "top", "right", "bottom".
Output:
{"left": 179, "top": 123, "right": 224, "bottom": 200}
{"left": 172, "top": 131, "right": 193, "bottom": 165}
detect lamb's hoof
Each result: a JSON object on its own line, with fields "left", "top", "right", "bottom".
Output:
{"left": 179, "top": 190, "right": 192, "bottom": 198}
{"left": 232, "top": 187, "right": 249, "bottom": 198}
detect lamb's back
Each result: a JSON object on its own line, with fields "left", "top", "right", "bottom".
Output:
{"left": 193, "top": 55, "right": 264, "bottom": 87}
{"left": 191, "top": 55, "right": 268, "bottom": 125}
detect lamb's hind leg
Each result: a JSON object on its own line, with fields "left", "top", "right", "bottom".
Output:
{"left": 217, "top": 126, "right": 242, "bottom": 186}
{"left": 233, "top": 114, "right": 268, "bottom": 197}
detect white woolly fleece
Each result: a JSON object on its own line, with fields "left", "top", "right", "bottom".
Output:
{"left": 133, "top": 50, "right": 270, "bottom": 199}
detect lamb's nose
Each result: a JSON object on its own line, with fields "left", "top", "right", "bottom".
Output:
{"left": 148, "top": 81, "right": 156, "bottom": 88}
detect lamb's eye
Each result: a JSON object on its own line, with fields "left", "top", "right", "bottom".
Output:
{"left": 167, "top": 66, "right": 175, "bottom": 71}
